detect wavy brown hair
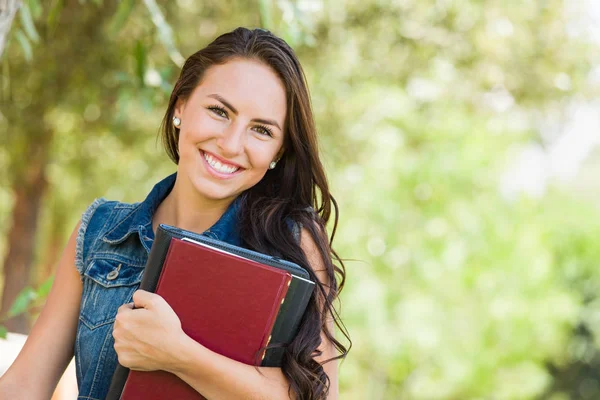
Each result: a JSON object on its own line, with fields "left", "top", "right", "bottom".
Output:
{"left": 160, "top": 27, "right": 350, "bottom": 400}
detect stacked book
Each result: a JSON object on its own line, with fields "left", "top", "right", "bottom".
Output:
{"left": 106, "top": 224, "right": 314, "bottom": 400}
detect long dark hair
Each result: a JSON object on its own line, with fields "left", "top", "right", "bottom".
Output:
{"left": 160, "top": 27, "right": 350, "bottom": 400}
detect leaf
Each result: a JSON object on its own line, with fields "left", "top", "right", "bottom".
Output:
{"left": 2, "top": 54, "right": 10, "bottom": 103}
{"left": 47, "top": 0, "right": 64, "bottom": 36}
{"left": 143, "top": 0, "right": 184, "bottom": 67}
{"left": 259, "top": 0, "right": 274, "bottom": 30}
{"left": 27, "top": 0, "right": 43, "bottom": 19}
{"left": 108, "top": 0, "right": 135, "bottom": 37}
{"left": 0, "top": 326, "right": 7, "bottom": 340}
{"left": 15, "top": 30, "right": 33, "bottom": 62}
{"left": 36, "top": 276, "right": 55, "bottom": 298}
{"left": 158, "top": 66, "right": 174, "bottom": 94}
{"left": 7, "top": 287, "right": 37, "bottom": 318}
{"left": 19, "top": 4, "right": 40, "bottom": 43}
{"left": 134, "top": 40, "right": 146, "bottom": 87}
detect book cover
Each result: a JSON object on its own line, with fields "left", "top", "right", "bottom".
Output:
{"left": 119, "top": 238, "right": 291, "bottom": 399}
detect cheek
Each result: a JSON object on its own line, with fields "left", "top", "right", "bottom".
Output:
{"left": 177, "top": 129, "right": 201, "bottom": 164}
{"left": 247, "top": 142, "right": 280, "bottom": 170}
{"left": 179, "top": 115, "right": 219, "bottom": 147}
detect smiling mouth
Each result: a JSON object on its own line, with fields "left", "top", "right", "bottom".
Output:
{"left": 201, "top": 151, "right": 241, "bottom": 174}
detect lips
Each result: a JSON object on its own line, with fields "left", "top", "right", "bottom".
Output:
{"left": 200, "top": 150, "right": 244, "bottom": 176}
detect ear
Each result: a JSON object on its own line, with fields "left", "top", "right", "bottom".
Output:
{"left": 174, "top": 97, "right": 186, "bottom": 119}
{"left": 275, "top": 147, "right": 285, "bottom": 162}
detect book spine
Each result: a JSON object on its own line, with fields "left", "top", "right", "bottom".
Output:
{"left": 258, "top": 274, "right": 292, "bottom": 365}
{"left": 261, "top": 278, "right": 314, "bottom": 367}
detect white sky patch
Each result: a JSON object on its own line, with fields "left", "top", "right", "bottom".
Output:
{"left": 501, "top": 2, "right": 600, "bottom": 200}
{"left": 407, "top": 77, "right": 442, "bottom": 102}
{"left": 144, "top": 69, "right": 162, "bottom": 87}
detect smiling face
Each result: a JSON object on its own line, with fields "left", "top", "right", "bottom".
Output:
{"left": 173, "top": 58, "right": 287, "bottom": 204}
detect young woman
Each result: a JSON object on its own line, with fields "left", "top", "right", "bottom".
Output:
{"left": 0, "top": 27, "right": 349, "bottom": 400}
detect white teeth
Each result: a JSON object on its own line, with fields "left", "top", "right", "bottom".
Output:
{"left": 203, "top": 152, "right": 239, "bottom": 174}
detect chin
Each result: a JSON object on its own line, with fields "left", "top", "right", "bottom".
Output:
{"left": 190, "top": 176, "right": 240, "bottom": 202}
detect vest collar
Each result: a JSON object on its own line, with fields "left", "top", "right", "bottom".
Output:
{"left": 102, "top": 173, "right": 177, "bottom": 246}
{"left": 102, "top": 172, "right": 242, "bottom": 249}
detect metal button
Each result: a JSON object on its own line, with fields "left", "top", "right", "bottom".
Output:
{"left": 107, "top": 263, "right": 122, "bottom": 280}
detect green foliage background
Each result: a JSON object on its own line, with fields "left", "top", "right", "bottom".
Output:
{"left": 2, "top": 0, "right": 600, "bottom": 398}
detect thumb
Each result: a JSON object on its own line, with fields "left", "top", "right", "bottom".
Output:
{"left": 132, "top": 289, "right": 156, "bottom": 310}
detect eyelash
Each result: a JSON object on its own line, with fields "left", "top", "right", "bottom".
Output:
{"left": 208, "top": 105, "right": 228, "bottom": 118}
{"left": 207, "top": 105, "right": 274, "bottom": 137}
{"left": 254, "top": 124, "right": 274, "bottom": 137}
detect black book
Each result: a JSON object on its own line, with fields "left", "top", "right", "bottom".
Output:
{"left": 106, "top": 223, "right": 314, "bottom": 400}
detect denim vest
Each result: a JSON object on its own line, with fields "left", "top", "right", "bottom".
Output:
{"left": 73, "top": 173, "right": 245, "bottom": 400}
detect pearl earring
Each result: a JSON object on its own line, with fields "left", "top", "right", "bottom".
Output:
{"left": 269, "top": 161, "right": 277, "bottom": 170}
{"left": 173, "top": 116, "right": 181, "bottom": 127}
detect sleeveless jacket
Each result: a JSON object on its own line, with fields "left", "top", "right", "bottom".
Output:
{"left": 73, "top": 172, "right": 248, "bottom": 399}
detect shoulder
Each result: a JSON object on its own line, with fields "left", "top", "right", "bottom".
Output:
{"left": 298, "top": 222, "right": 330, "bottom": 287}
{"left": 75, "top": 198, "right": 143, "bottom": 273}
{"left": 286, "top": 206, "right": 318, "bottom": 244}
{"left": 78, "top": 198, "right": 112, "bottom": 247}
{"left": 80, "top": 197, "right": 139, "bottom": 219}
{"left": 79, "top": 198, "right": 141, "bottom": 237}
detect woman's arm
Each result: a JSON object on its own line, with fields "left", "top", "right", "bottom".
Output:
{"left": 166, "top": 227, "right": 339, "bottom": 400}
{"left": 300, "top": 227, "right": 339, "bottom": 399}
{"left": 0, "top": 222, "right": 83, "bottom": 400}
{"left": 170, "top": 338, "right": 294, "bottom": 400}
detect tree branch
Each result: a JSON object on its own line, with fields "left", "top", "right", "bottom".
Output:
{"left": 0, "top": 0, "right": 21, "bottom": 58}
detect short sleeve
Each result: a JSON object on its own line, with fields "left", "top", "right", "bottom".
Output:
{"left": 75, "top": 198, "right": 107, "bottom": 277}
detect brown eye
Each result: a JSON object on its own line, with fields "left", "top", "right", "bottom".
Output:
{"left": 254, "top": 124, "right": 274, "bottom": 137}
{"left": 208, "top": 105, "right": 228, "bottom": 118}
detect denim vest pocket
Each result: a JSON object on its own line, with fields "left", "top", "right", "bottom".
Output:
{"left": 79, "top": 258, "right": 144, "bottom": 330}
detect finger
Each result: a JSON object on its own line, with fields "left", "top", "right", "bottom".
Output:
{"left": 117, "top": 302, "right": 135, "bottom": 313}
{"left": 132, "top": 289, "right": 160, "bottom": 310}
{"left": 112, "top": 327, "right": 120, "bottom": 342}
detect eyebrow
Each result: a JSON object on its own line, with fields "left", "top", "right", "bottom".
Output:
{"left": 208, "top": 93, "right": 282, "bottom": 131}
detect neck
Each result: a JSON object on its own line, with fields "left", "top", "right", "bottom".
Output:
{"left": 152, "top": 173, "right": 234, "bottom": 235}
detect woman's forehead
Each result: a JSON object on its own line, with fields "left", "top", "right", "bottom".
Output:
{"left": 193, "top": 59, "right": 287, "bottom": 119}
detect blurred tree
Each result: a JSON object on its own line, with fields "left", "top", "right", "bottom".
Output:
{"left": 289, "top": 0, "right": 599, "bottom": 398}
{"left": 0, "top": 0, "right": 20, "bottom": 57}
{"left": 540, "top": 210, "right": 600, "bottom": 400}
{"left": 1, "top": 0, "right": 600, "bottom": 398}
{"left": 0, "top": 0, "right": 176, "bottom": 332}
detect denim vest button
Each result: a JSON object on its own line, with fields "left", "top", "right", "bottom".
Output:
{"left": 107, "top": 263, "right": 122, "bottom": 280}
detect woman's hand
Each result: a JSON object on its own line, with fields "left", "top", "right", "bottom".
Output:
{"left": 112, "top": 289, "right": 186, "bottom": 373}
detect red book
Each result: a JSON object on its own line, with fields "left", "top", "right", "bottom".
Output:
{"left": 120, "top": 237, "right": 292, "bottom": 399}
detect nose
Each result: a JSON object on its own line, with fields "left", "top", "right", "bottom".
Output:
{"left": 216, "top": 122, "right": 246, "bottom": 157}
